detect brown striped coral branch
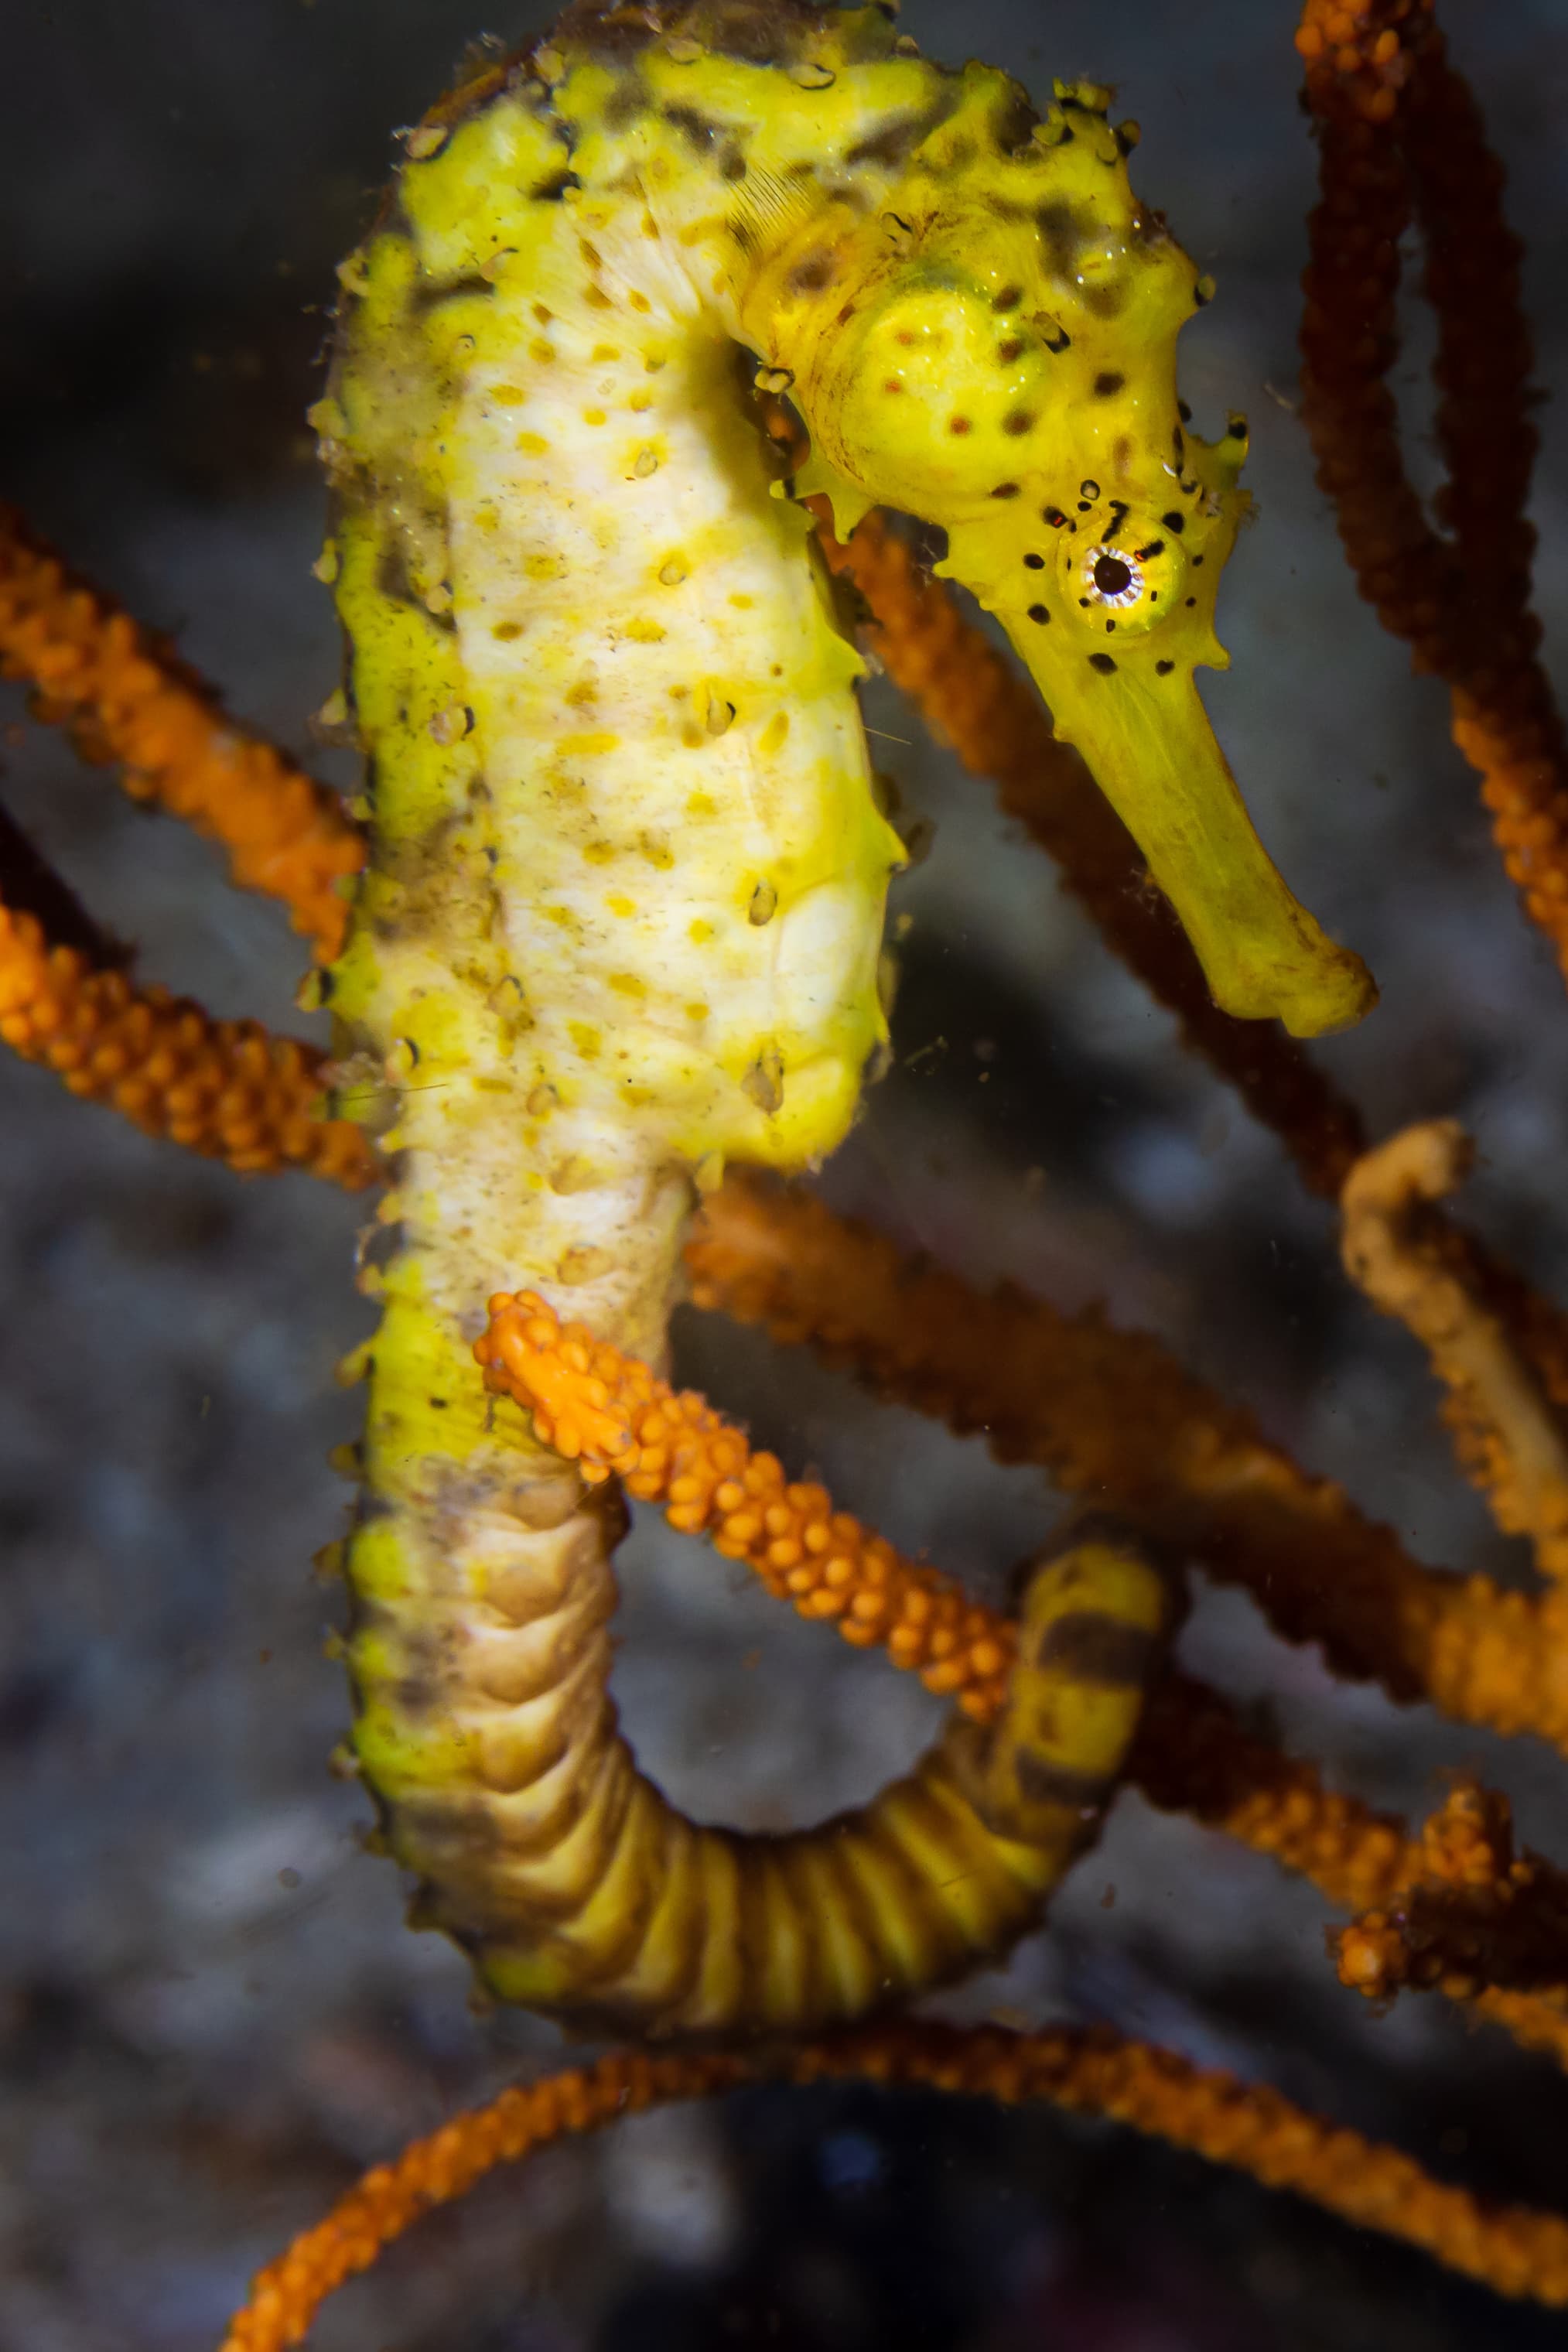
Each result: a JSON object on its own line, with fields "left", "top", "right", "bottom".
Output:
{"left": 218, "top": 2016, "right": 1568, "bottom": 2346}
{"left": 0, "top": 895, "right": 380, "bottom": 1187}
{"left": 685, "top": 1178, "right": 1568, "bottom": 1745}
{"left": 809, "top": 500, "right": 1365, "bottom": 1199}
{"left": 0, "top": 507, "right": 365, "bottom": 961}
{"left": 1341, "top": 1123, "right": 1568, "bottom": 1582}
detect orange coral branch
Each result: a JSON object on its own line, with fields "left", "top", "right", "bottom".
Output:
{"left": 0, "top": 898, "right": 379, "bottom": 1186}
{"left": 809, "top": 501, "right": 1365, "bottom": 1199}
{"left": 474, "top": 1287, "right": 1016, "bottom": 1715}
{"left": 687, "top": 1178, "right": 1568, "bottom": 1745}
{"left": 0, "top": 508, "right": 364, "bottom": 962}
{"left": 1341, "top": 1123, "right": 1568, "bottom": 1578}
{"left": 1336, "top": 1780, "right": 1568, "bottom": 2011}
{"left": 219, "top": 2017, "right": 1568, "bottom": 2346}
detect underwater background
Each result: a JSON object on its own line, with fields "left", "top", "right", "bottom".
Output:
{"left": 3, "top": 2, "right": 1568, "bottom": 2343}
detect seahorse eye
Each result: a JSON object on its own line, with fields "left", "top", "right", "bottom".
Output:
{"left": 1062, "top": 515, "right": 1188, "bottom": 636}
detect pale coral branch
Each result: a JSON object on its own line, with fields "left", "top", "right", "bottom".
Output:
{"left": 1341, "top": 1122, "right": 1568, "bottom": 1581}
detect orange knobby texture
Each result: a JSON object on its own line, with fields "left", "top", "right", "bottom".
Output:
{"left": 809, "top": 499, "right": 1366, "bottom": 1200}
{"left": 217, "top": 2018, "right": 1568, "bottom": 2346}
{"left": 1337, "top": 1780, "right": 1568, "bottom": 2014}
{"left": 1298, "top": 9, "right": 1568, "bottom": 987}
{"left": 1295, "top": 0, "right": 1428, "bottom": 124}
{"left": 686, "top": 1178, "right": 1568, "bottom": 1747}
{"left": 474, "top": 1287, "right": 1016, "bottom": 1714}
{"left": 0, "top": 508, "right": 365, "bottom": 961}
{"left": 0, "top": 901, "right": 379, "bottom": 1186}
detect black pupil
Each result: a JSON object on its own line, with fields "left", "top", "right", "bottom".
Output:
{"left": 1093, "top": 554, "right": 1133, "bottom": 599}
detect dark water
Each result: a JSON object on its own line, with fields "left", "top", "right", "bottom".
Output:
{"left": 2, "top": 4, "right": 1568, "bottom": 2345}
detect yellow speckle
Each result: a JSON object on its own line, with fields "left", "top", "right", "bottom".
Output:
{"left": 531, "top": 340, "right": 557, "bottom": 363}
{"left": 608, "top": 972, "right": 646, "bottom": 997}
{"left": 582, "top": 408, "right": 608, "bottom": 426}
{"left": 638, "top": 832, "right": 674, "bottom": 870}
{"left": 659, "top": 557, "right": 688, "bottom": 586}
{"left": 590, "top": 344, "right": 619, "bottom": 362}
{"left": 525, "top": 552, "right": 566, "bottom": 581}
{"left": 490, "top": 384, "right": 526, "bottom": 405}
{"left": 629, "top": 391, "right": 654, "bottom": 414}
{"left": 532, "top": 303, "right": 553, "bottom": 324}
{"left": 525, "top": 1081, "right": 558, "bottom": 1117}
{"left": 688, "top": 918, "right": 715, "bottom": 945}
{"left": 686, "top": 791, "right": 717, "bottom": 818}
{"left": 582, "top": 842, "right": 615, "bottom": 866}
{"left": 729, "top": 592, "right": 754, "bottom": 610}
{"left": 584, "top": 285, "right": 613, "bottom": 311}
{"left": 629, "top": 291, "right": 652, "bottom": 313}
{"left": 633, "top": 446, "right": 660, "bottom": 477}
{"left": 681, "top": 723, "right": 704, "bottom": 748}
{"left": 685, "top": 1001, "right": 709, "bottom": 1022}
{"left": 568, "top": 1022, "right": 603, "bottom": 1059}
{"left": 559, "top": 731, "right": 619, "bottom": 756}
{"left": 516, "top": 431, "right": 549, "bottom": 455}
{"left": 606, "top": 894, "right": 637, "bottom": 916}
{"left": 641, "top": 211, "right": 659, "bottom": 239}
{"left": 558, "top": 1244, "right": 614, "bottom": 1285}
{"left": 493, "top": 620, "right": 523, "bottom": 641}
{"left": 623, "top": 617, "right": 666, "bottom": 643}
{"left": 759, "top": 709, "right": 791, "bottom": 755}
{"left": 545, "top": 905, "right": 575, "bottom": 928}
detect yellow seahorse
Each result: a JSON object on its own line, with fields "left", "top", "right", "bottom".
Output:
{"left": 319, "top": 0, "right": 1369, "bottom": 2038}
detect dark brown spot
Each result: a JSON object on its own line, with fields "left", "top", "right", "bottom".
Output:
{"left": 1037, "top": 200, "right": 1081, "bottom": 279}
{"left": 989, "top": 482, "right": 1020, "bottom": 498}
{"left": 1042, "top": 504, "right": 1068, "bottom": 528}
{"left": 948, "top": 415, "right": 972, "bottom": 436}
{"left": 1093, "top": 370, "right": 1125, "bottom": 397}
{"left": 529, "top": 167, "right": 581, "bottom": 202}
{"left": 1134, "top": 539, "right": 1165, "bottom": 560}
{"left": 788, "top": 250, "right": 835, "bottom": 293}
{"left": 1162, "top": 511, "right": 1185, "bottom": 533}
{"left": 1088, "top": 651, "right": 1116, "bottom": 673}
{"left": 1003, "top": 409, "right": 1036, "bottom": 436}
{"left": 1023, "top": 552, "right": 1045, "bottom": 569}
{"left": 1016, "top": 1754, "right": 1107, "bottom": 1811}
{"left": 719, "top": 145, "right": 747, "bottom": 181}
{"left": 662, "top": 102, "right": 722, "bottom": 153}
{"left": 1027, "top": 603, "right": 1050, "bottom": 624}
{"left": 996, "top": 338, "right": 1024, "bottom": 363}
{"left": 846, "top": 104, "right": 946, "bottom": 168}
{"left": 991, "top": 282, "right": 1023, "bottom": 312}
{"left": 1033, "top": 1611, "right": 1159, "bottom": 1687}
{"left": 1156, "top": 659, "right": 1175, "bottom": 675}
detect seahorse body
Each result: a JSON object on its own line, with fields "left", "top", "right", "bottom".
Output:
{"left": 321, "top": 1, "right": 1316, "bottom": 2036}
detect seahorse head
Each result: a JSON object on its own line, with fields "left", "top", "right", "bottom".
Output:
{"left": 746, "top": 67, "right": 1375, "bottom": 1038}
